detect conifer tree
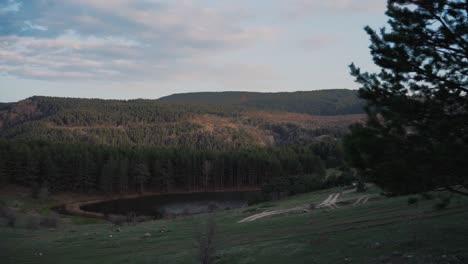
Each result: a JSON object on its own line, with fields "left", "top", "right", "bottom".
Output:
{"left": 100, "top": 158, "right": 117, "bottom": 193}
{"left": 133, "top": 163, "right": 150, "bottom": 193}
{"left": 345, "top": 0, "right": 468, "bottom": 194}
{"left": 119, "top": 158, "right": 129, "bottom": 193}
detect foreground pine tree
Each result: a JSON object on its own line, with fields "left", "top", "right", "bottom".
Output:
{"left": 345, "top": 0, "right": 468, "bottom": 194}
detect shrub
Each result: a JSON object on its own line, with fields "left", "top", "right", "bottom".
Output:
{"left": 0, "top": 207, "right": 18, "bottom": 227}
{"left": 419, "top": 192, "right": 434, "bottom": 200}
{"left": 434, "top": 196, "right": 452, "bottom": 210}
{"left": 40, "top": 213, "right": 60, "bottom": 228}
{"left": 262, "top": 173, "right": 325, "bottom": 200}
{"left": 135, "top": 215, "right": 151, "bottom": 223}
{"left": 157, "top": 208, "right": 166, "bottom": 219}
{"left": 324, "top": 170, "right": 355, "bottom": 188}
{"left": 246, "top": 192, "right": 269, "bottom": 205}
{"left": 126, "top": 212, "right": 136, "bottom": 225}
{"left": 407, "top": 197, "right": 419, "bottom": 205}
{"left": 107, "top": 214, "right": 127, "bottom": 226}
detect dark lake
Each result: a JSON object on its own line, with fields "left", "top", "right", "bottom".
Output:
{"left": 81, "top": 191, "right": 256, "bottom": 218}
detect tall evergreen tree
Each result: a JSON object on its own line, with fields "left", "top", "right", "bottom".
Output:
{"left": 41, "top": 156, "right": 59, "bottom": 193}
{"left": 133, "top": 163, "right": 150, "bottom": 194}
{"left": 345, "top": 0, "right": 468, "bottom": 195}
{"left": 80, "top": 151, "right": 98, "bottom": 193}
{"left": 162, "top": 160, "right": 174, "bottom": 192}
{"left": 118, "top": 158, "right": 129, "bottom": 193}
{"left": 0, "top": 156, "right": 7, "bottom": 186}
{"left": 100, "top": 158, "right": 117, "bottom": 193}
{"left": 152, "top": 159, "right": 164, "bottom": 192}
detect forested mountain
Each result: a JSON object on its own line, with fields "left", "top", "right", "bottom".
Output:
{"left": 158, "top": 89, "right": 364, "bottom": 116}
{"left": 0, "top": 91, "right": 364, "bottom": 195}
{"left": 0, "top": 93, "right": 364, "bottom": 149}
{"left": 0, "top": 103, "right": 12, "bottom": 111}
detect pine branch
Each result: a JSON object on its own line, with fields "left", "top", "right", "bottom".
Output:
{"left": 428, "top": 12, "right": 468, "bottom": 55}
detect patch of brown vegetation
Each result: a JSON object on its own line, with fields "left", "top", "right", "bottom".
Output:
{"left": 0, "top": 99, "right": 42, "bottom": 129}
{"left": 191, "top": 114, "right": 239, "bottom": 133}
{"left": 191, "top": 114, "right": 273, "bottom": 146}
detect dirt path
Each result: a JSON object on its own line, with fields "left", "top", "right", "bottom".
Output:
{"left": 352, "top": 195, "right": 367, "bottom": 206}
{"left": 328, "top": 193, "right": 340, "bottom": 208}
{"left": 363, "top": 196, "right": 370, "bottom": 204}
{"left": 316, "top": 193, "right": 340, "bottom": 209}
{"left": 237, "top": 190, "right": 380, "bottom": 224}
{"left": 352, "top": 195, "right": 375, "bottom": 206}
{"left": 238, "top": 192, "right": 343, "bottom": 223}
{"left": 238, "top": 206, "right": 308, "bottom": 223}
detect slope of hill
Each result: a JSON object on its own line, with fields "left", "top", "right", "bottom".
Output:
{"left": 0, "top": 91, "right": 364, "bottom": 149}
{"left": 1, "top": 185, "right": 467, "bottom": 264}
{"left": 0, "top": 92, "right": 365, "bottom": 194}
{"left": 158, "top": 89, "right": 364, "bottom": 116}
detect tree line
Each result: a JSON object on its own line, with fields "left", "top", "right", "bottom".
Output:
{"left": 0, "top": 140, "right": 350, "bottom": 195}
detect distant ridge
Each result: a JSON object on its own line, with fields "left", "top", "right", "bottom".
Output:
{"left": 0, "top": 103, "right": 12, "bottom": 111}
{"left": 0, "top": 89, "right": 364, "bottom": 149}
{"left": 158, "top": 89, "right": 364, "bottom": 116}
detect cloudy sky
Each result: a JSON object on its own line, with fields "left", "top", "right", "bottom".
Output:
{"left": 0, "top": 0, "right": 388, "bottom": 102}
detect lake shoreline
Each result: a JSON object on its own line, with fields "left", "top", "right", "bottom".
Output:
{"left": 54, "top": 188, "right": 260, "bottom": 219}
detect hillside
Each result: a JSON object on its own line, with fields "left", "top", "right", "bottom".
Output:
{"left": 158, "top": 89, "right": 364, "bottom": 116}
{"left": 1, "top": 184, "right": 467, "bottom": 264}
{"left": 0, "top": 103, "right": 11, "bottom": 111}
{"left": 0, "top": 91, "right": 364, "bottom": 195}
{"left": 0, "top": 91, "right": 364, "bottom": 149}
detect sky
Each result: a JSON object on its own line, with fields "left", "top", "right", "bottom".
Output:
{"left": 0, "top": 0, "right": 388, "bottom": 102}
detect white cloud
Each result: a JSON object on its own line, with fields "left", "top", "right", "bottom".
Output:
{"left": 285, "top": 0, "right": 386, "bottom": 17}
{"left": 0, "top": 0, "right": 21, "bottom": 14}
{"left": 0, "top": 0, "right": 276, "bottom": 83}
{"left": 0, "top": 34, "right": 145, "bottom": 80}
{"left": 0, "top": 30, "right": 279, "bottom": 84}
{"left": 22, "top": 21, "right": 48, "bottom": 32}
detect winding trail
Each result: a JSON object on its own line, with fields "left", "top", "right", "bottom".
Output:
{"left": 352, "top": 195, "right": 376, "bottom": 206}
{"left": 238, "top": 190, "right": 382, "bottom": 223}
{"left": 316, "top": 193, "right": 340, "bottom": 209}
{"left": 352, "top": 195, "right": 367, "bottom": 207}
{"left": 238, "top": 206, "right": 308, "bottom": 223}
{"left": 238, "top": 192, "right": 344, "bottom": 223}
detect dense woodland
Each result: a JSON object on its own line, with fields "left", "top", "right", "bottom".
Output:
{"left": 0, "top": 140, "right": 349, "bottom": 195}
{"left": 158, "top": 89, "right": 364, "bottom": 116}
{"left": 0, "top": 94, "right": 362, "bottom": 150}
{"left": 0, "top": 91, "right": 362, "bottom": 195}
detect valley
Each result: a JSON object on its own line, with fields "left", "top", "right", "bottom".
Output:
{"left": 1, "top": 0, "right": 467, "bottom": 263}
{"left": 1, "top": 184, "right": 467, "bottom": 264}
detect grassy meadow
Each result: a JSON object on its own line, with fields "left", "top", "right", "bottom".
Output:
{"left": 1, "top": 185, "right": 467, "bottom": 264}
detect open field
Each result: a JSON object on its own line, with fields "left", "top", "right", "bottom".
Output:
{"left": 1, "top": 185, "right": 467, "bottom": 264}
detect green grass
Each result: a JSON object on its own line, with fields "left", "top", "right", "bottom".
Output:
{"left": 69, "top": 216, "right": 105, "bottom": 226}
{"left": 1, "top": 187, "right": 467, "bottom": 264}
